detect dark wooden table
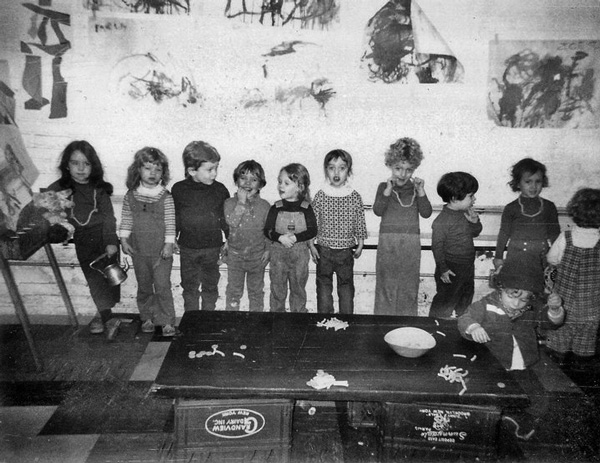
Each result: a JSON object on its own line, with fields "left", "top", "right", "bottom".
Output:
{"left": 153, "top": 311, "right": 529, "bottom": 460}
{"left": 154, "top": 310, "right": 527, "bottom": 408}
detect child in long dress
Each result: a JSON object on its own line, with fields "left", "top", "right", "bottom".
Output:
{"left": 373, "top": 138, "right": 432, "bottom": 316}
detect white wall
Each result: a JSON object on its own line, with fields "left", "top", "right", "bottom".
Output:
{"left": 1, "top": 0, "right": 598, "bottom": 204}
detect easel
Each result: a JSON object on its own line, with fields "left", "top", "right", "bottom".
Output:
{"left": 1, "top": 224, "right": 78, "bottom": 371}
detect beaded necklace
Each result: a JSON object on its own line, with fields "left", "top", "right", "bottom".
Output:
{"left": 518, "top": 196, "right": 543, "bottom": 218}
{"left": 392, "top": 182, "right": 416, "bottom": 208}
{"left": 70, "top": 188, "right": 98, "bottom": 227}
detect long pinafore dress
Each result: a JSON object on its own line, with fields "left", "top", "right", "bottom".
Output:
{"left": 546, "top": 230, "right": 600, "bottom": 357}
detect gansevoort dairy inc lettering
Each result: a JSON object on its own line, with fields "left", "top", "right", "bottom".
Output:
{"left": 205, "top": 409, "right": 266, "bottom": 439}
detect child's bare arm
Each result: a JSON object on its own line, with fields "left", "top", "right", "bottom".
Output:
{"left": 353, "top": 239, "right": 364, "bottom": 259}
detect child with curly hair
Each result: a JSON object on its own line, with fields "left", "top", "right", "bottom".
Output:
{"left": 373, "top": 137, "right": 432, "bottom": 315}
{"left": 119, "top": 147, "right": 176, "bottom": 337}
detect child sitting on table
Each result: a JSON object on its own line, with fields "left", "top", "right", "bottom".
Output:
{"left": 457, "top": 262, "right": 564, "bottom": 440}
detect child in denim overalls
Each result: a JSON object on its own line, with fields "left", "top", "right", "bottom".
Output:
{"left": 120, "top": 147, "right": 176, "bottom": 337}
{"left": 224, "top": 160, "right": 271, "bottom": 312}
{"left": 264, "top": 163, "right": 317, "bottom": 312}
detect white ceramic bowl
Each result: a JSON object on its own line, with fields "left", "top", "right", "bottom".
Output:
{"left": 384, "top": 327, "right": 436, "bottom": 358}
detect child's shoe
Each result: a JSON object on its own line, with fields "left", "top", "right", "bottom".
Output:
{"left": 105, "top": 318, "right": 121, "bottom": 341}
{"left": 89, "top": 316, "right": 104, "bottom": 334}
{"left": 141, "top": 319, "right": 155, "bottom": 333}
{"left": 162, "top": 324, "right": 176, "bottom": 337}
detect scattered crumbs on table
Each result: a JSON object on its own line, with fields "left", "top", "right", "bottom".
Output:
{"left": 438, "top": 364, "right": 469, "bottom": 396}
{"left": 316, "top": 317, "right": 349, "bottom": 331}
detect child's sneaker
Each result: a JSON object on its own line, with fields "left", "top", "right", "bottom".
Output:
{"left": 105, "top": 318, "right": 121, "bottom": 341}
{"left": 141, "top": 319, "right": 155, "bottom": 333}
{"left": 89, "top": 316, "right": 104, "bottom": 334}
{"left": 162, "top": 324, "right": 176, "bottom": 337}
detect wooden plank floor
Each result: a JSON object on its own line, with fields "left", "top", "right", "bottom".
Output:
{"left": 1, "top": 316, "right": 599, "bottom": 462}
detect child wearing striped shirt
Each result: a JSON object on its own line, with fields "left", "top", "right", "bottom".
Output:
{"left": 311, "top": 150, "right": 368, "bottom": 314}
{"left": 120, "top": 147, "right": 177, "bottom": 337}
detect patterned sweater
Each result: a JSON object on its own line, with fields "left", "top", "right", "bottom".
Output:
{"left": 312, "top": 185, "right": 368, "bottom": 249}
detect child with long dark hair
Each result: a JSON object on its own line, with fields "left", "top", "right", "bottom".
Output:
{"left": 120, "top": 147, "right": 176, "bottom": 337}
{"left": 47, "top": 140, "right": 121, "bottom": 339}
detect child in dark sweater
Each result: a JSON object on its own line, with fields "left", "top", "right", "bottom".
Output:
{"left": 171, "top": 141, "right": 229, "bottom": 311}
{"left": 429, "top": 172, "right": 481, "bottom": 318}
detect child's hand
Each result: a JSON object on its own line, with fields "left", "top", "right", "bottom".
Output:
{"left": 493, "top": 258, "right": 503, "bottom": 270}
{"left": 261, "top": 249, "right": 270, "bottom": 265}
{"left": 470, "top": 325, "right": 491, "bottom": 343}
{"left": 383, "top": 177, "right": 394, "bottom": 196}
{"left": 441, "top": 269, "right": 455, "bottom": 284}
{"left": 464, "top": 207, "right": 479, "bottom": 223}
{"left": 309, "top": 244, "right": 320, "bottom": 263}
{"left": 279, "top": 234, "right": 296, "bottom": 248}
{"left": 414, "top": 177, "right": 425, "bottom": 196}
{"left": 353, "top": 244, "right": 363, "bottom": 259}
{"left": 121, "top": 239, "right": 135, "bottom": 256}
{"left": 547, "top": 292, "right": 563, "bottom": 311}
{"left": 106, "top": 244, "right": 118, "bottom": 257}
{"left": 161, "top": 243, "right": 174, "bottom": 259}
{"left": 237, "top": 187, "right": 249, "bottom": 204}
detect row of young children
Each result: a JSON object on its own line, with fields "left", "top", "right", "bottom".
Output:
{"left": 46, "top": 139, "right": 600, "bottom": 373}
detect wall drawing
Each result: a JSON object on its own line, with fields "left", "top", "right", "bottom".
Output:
{"left": 225, "top": 0, "right": 339, "bottom": 29}
{"left": 84, "top": 0, "right": 190, "bottom": 14}
{"left": 110, "top": 53, "right": 202, "bottom": 107}
{"left": 362, "top": 0, "right": 463, "bottom": 84}
{"left": 488, "top": 40, "right": 600, "bottom": 128}
{"left": 20, "top": 3, "right": 71, "bottom": 118}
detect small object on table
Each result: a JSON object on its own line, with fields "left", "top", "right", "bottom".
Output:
{"left": 307, "top": 369, "right": 349, "bottom": 390}
{"left": 438, "top": 364, "right": 469, "bottom": 396}
{"left": 316, "top": 317, "right": 349, "bottom": 331}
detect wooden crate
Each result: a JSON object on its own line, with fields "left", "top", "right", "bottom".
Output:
{"left": 379, "top": 402, "right": 501, "bottom": 461}
{"left": 346, "top": 401, "right": 382, "bottom": 428}
{"left": 174, "top": 398, "right": 292, "bottom": 463}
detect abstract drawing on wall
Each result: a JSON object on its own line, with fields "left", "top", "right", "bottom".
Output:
{"left": 488, "top": 40, "right": 600, "bottom": 128}
{"left": 110, "top": 53, "right": 202, "bottom": 107}
{"left": 84, "top": 0, "right": 190, "bottom": 15}
{"left": 275, "top": 78, "right": 336, "bottom": 114}
{"left": 362, "top": 0, "right": 463, "bottom": 84}
{"left": 20, "top": 3, "right": 71, "bottom": 119}
{"left": 0, "top": 77, "right": 39, "bottom": 233}
{"left": 225, "top": 0, "right": 339, "bottom": 29}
